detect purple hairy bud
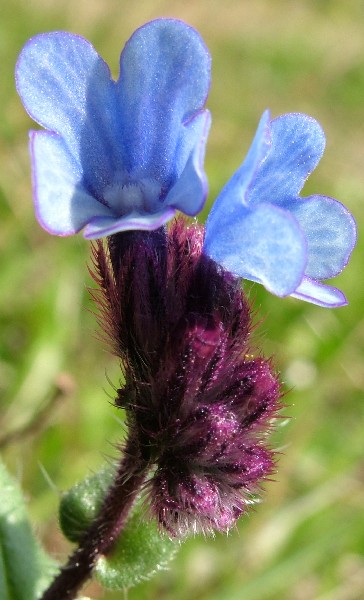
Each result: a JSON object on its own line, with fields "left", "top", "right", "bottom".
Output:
{"left": 91, "top": 219, "right": 281, "bottom": 537}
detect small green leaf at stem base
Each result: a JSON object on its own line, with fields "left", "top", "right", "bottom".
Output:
{"left": 94, "top": 508, "right": 178, "bottom": 590}
{"left": 59, "top": 465, "right": 178, "bottom": 590}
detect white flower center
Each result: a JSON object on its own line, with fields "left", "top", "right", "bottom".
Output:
{"left": 103, "top": 174, "right": 162, "bottom": 216}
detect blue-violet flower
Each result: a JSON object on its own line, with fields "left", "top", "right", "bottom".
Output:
{"left": 15, "top": 19, "right": 211, "bottom": 238}
{"left": 203, "top": 111, "right": 357, "bottom": 307}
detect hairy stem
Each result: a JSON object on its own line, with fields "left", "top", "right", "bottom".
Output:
{"left": 40, "top": 433, "right": 148, "bottom": 600}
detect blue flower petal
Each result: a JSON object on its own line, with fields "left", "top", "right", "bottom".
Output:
{"left": 115, "top": 19, "right": 211, "bottom": 187}
{"left": 247, "top": 113, "right": 326, "bottom": 207}
{"left": 205, "top": 111, "right": 271, "bottom": 231}
{"left": 204, "top": 203, "right": 307, "bottom": 297}
{"left": 16, "top": 32, "right": 121, "bottom": 198}
{"left": 16, "top": 32, "right": 104, "bottom": 135}
{"left": 83, "top": 208, "right": 176, "bottom": 240}
{"left": 290, "top": 277, "right": 348, "bottom": 307}
{"left": 285, "top": 195, "right": 357, "bottom": 279}
{"left": 31, "top": 131, "right": 111, "bottom": 235}
{"left": 165, "top": 110, "right": 211, "bottom": 215}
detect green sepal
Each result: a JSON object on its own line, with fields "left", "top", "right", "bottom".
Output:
{"left": 0, "top": 459, "right": 58, "bottom": 600}
{"left": 94, "top": 507, "right": 178, "bottom": 590}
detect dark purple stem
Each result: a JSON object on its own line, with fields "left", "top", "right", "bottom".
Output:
{"left": 40, "top": 433, "right": 148, "bottom": 600}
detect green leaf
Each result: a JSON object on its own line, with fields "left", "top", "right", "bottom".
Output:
{"left": 94, "top": 507, "right": 178, "bottom": 590}
{"left": 59, "top": 465, "right": 178, "bottom": 590}
{"left": 59, "top": 466, "right": 115, "bottom": 542}
{"left": 0, "top": 459, "right": 58, "bottom": 600}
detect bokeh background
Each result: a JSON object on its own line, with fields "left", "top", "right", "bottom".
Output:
{"left": 1, "top": 1, "right": 364, "bottom": 598}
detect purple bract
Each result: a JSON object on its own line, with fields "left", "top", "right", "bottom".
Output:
{"left": 92, "top": 220, "right": 281, "bottom": 536}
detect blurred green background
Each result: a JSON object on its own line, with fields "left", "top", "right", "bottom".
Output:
{"left": 1, "top": 0, "right": 364, "bottom": 598}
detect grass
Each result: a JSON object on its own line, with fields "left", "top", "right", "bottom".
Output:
{"left": 1, "top": 1, "right": 364, "bottom": 599}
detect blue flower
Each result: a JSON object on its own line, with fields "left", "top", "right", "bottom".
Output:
{"left": 16, "top": 20, "right": 356, "bottom": 307}
{"left": 203, "top": 111, "right": 357, "bottom": 307}
{"left": 15, "top": 19, "right": 211, "bottom": 239}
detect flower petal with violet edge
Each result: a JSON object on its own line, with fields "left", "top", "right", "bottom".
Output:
{"left": 16, "top": 32, "right": 121, "bottom": 197}
{"left": 31, "top": 131, "right": 111, "bottom": 235}
{"left": 284, "top": 195, "right": 357, "bottom": 279}
{"left": 165, "top": 111, "right": 211, "bottom": 215}
{"left": 291, "top": 277, "right": 348, "bottom": 308}
{"left": 205, "top": 110, "right": 271, "bottom": 230}
{"left": 115, "top": 19, "right": 211, "bottom": 186}
{"left": 83, "top": 208, "right": 177, "bottom": 240}
{"left": 247, "top": 113, "right": 326, "bottom": 207}
{"left": 204, "top": 202, "right": 307, "bottom": 297}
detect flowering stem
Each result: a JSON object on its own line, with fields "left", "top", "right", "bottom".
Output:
{"left": 40, "top": 433, "right": 148, "bottom": 600}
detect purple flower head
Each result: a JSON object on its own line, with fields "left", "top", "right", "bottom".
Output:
{"left": 203, "top": 111, "right": 357, "bottom": 307}
{"left": 92, "top": 220, "right": 281, "bottom": 537}
{"left": 15, "top": 19, "right": 211, "bottom": 239}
